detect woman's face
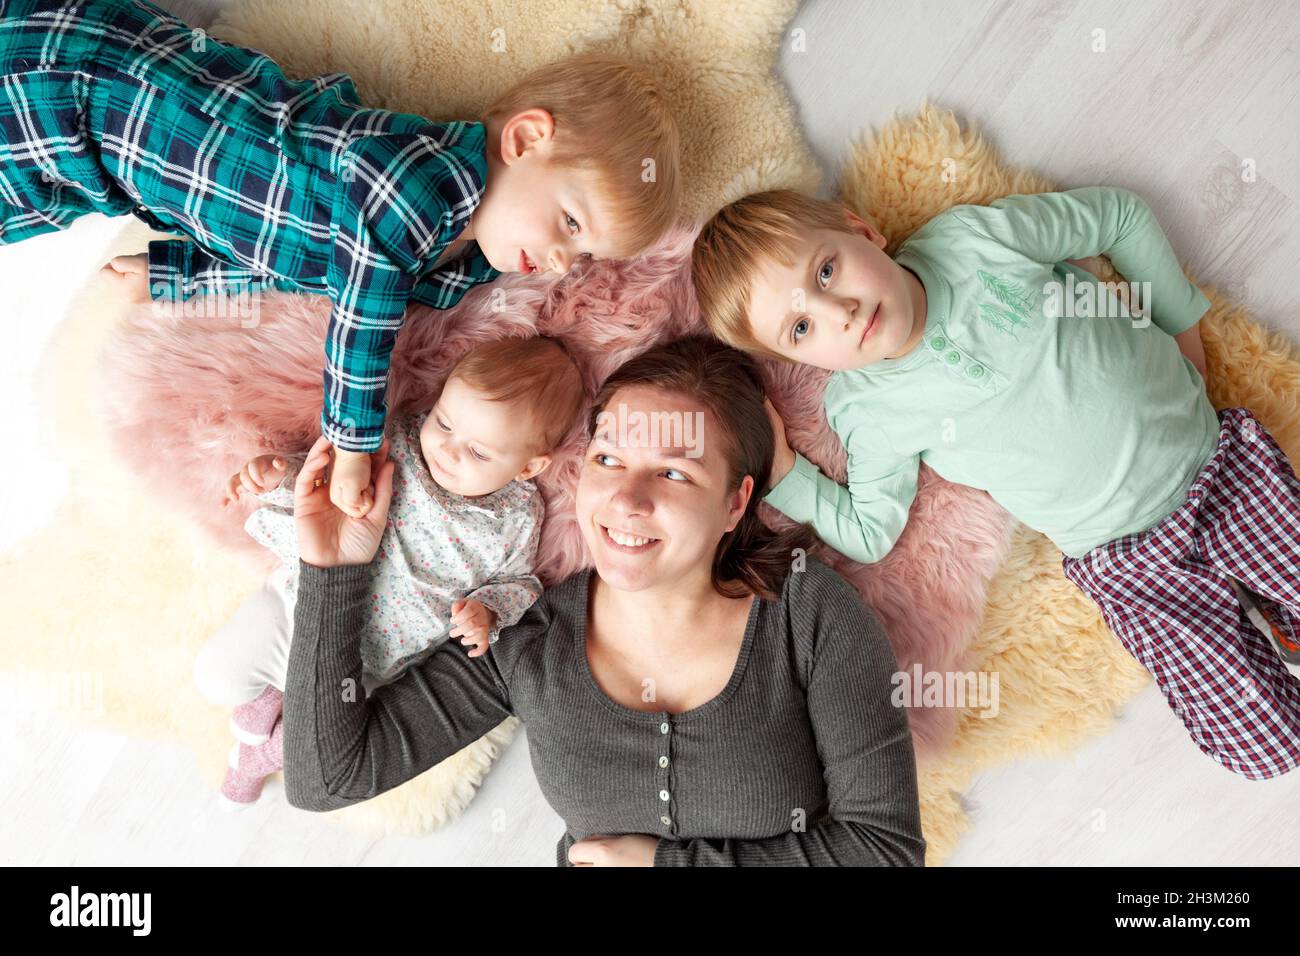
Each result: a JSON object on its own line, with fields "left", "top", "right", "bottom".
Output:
{"left": 574, "top": 384, "right": 754, "bottom": 594}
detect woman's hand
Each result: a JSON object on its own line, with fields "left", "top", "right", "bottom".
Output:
{"left": 567, "top": 834, "right": 658, "bottom": 867}
{"left": 293, "top": 434, "right": 395, "bottom": 569}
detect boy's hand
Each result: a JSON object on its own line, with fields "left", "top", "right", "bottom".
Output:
{"left": 329, "top": 446, "right": 376, "bottom": 518}
{"left": 100, "top": 254, "right": 150, "bottom": 303}
{"left": 449, "top": 599, "right": 497, "bottom": 658}
{"left": 1174, "top": 320, "right": 1209, "bottom": 384}
{"left": 222, "top": 454, "right": 287, "bottom": 507}
{"left": 763, "top": 396, "right": 797, "bottom": 492}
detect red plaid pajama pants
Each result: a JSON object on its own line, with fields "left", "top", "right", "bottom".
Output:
{"left": 1060, "top": 406, "right": 1300, "bottom": 780}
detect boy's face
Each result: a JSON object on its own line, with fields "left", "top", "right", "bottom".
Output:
{"left": 747, "top": 212, "right": 925, "bottom": 371}
{"left": 472, "top": 108, "right": 622, "bottom": 276}
{"left": 418, "top": 375, "right": 551, "bottom": 497}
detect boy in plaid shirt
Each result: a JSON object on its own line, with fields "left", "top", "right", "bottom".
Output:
{"left": 0, "top": 0, "right": 681, "bottom": 515}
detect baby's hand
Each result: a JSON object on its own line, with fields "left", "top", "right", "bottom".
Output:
{"left": 99, "top": 253, "right": 151, "bottom": 303}
{"left": 763, "top": 396, "right": 796, "bottom": 491}
{"left": 222, "top": 454, "right": 287, "bottom": 507}
{"left": 328, "top": 447, "right": 376, "bottom": 518}
{"left": 449, "top": 599, "right": 497, "bottom": 658}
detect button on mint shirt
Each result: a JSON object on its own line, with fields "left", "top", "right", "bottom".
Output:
{"left": 764, "top": 187, "right": 1220, "bottom": 562}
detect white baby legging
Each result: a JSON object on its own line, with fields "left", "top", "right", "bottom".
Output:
{"left": 192, "top": 565, "right": 296, "bottom": 707}
{"left": 193, "top": 565, "right": 390, "bottom": 707}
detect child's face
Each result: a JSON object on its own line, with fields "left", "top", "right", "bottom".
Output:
{"left": 746, "top": 212, "right": 925, "bottom": 371}
{"left": 418, "top": 375, "right": 551, "bottom": 497}
{"left": 472, "top": 108, "right": 622, "bottom": 276}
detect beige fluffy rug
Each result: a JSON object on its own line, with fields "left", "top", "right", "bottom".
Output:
{"left": 5, "top": 0, "right": 1298, "bottom": 863}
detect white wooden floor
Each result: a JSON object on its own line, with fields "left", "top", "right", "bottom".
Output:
{"left": 2, "top": 0, "right": 1298, "bottom": 866}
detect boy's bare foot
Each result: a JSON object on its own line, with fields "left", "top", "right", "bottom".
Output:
{"left": 100, "top": 253, "right": 151, "bottom": 303}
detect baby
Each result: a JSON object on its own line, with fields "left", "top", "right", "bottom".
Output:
{"left": 197, "top": 335, "right": 586, "bottom": 808}
{"left": 691, "top": 186, "right": 1300, "bottom": 781}
{"left": 1, "top": 0, "right": 679, "bottom": 518}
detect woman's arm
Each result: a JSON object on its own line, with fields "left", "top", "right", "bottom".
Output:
{"left": 653, "top": 566, "right": 926, "bottom": 866}
{"left": 279, "top": 435, "right": 519, "bottom": 812}
{"left": 282, "top": 558, "right": 516, "bottom": 812}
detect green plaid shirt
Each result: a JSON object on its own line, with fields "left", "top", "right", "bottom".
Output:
{"left": 1, "top": 0, "right": 501, "bottom": 452}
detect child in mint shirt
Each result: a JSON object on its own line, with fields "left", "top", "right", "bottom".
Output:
{"left": 691, "top": 185, "right": 1300, "bottom": 781}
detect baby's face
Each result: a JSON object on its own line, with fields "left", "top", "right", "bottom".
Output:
{"left": 746, "top": 213, "right": 924, "bottom": 371}
{"left": 418, "top": 375, "right": 551, "bottom": 497}
{"left": 471, "top": 108, "right": 624, "bottom": 276}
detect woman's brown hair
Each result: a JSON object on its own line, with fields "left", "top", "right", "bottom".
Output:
{"left": 585, "top": 335, "right": 818, "bottom": 602}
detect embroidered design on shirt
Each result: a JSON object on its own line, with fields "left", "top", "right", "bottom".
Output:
{"left": 976, "top": 270, "right": 1034, "bottom": 338}
{"left": 976, "top": 302, "right": 1025, "bottom": 338}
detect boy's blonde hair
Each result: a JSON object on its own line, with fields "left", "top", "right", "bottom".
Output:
{"left": 691, "top": 189, "right": 866, "bottom": 363}
{"left": 482, "top": 53, "right": 682, "bottom": 259}
{"left": 450, "top": 336, "right": 586, "bottom": 456}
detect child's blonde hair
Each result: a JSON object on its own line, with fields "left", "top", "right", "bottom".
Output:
{"left": 450, "top": 336, "right": 586, "bottom": 456}
{"left": 481, "top": 52, "right": 682, "bottom": 259}
{"left": 691, "top": 189, "right": 868, "bottom": 363}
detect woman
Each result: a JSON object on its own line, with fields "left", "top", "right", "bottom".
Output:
{"left": 282, "top": 335, "right": 925, "bottom": 866}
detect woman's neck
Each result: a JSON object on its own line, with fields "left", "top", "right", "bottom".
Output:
{"left": 592, "top": 570, "right": 733, "bottom": 640}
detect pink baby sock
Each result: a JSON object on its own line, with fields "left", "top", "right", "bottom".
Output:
{"left": 229, "top": 684, "right": 283, "bottom": 745}
{"left": 218, "top": 713, "right": 285, "bottom": 811}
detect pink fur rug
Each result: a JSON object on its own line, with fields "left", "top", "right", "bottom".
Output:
{"left": 98, "top": 223, "right": 1016, "bottom": 754}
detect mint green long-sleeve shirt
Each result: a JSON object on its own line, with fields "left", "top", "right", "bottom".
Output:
{"left": 763, "top": 187, "right": 1219, "bottom": 562}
